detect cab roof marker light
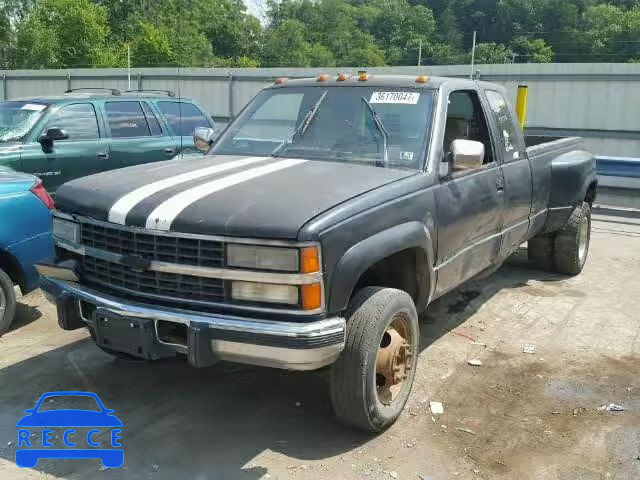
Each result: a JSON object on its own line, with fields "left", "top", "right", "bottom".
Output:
{"left": 316, "top": 74, "right": 330, "bottom": 82}
{"left": 358, "top": 72, "right": 369, "bottom": 81}
{"left": 416, "top": 75, "right": 429, "bottom": 83}
{"left": 274, "top": 77, "right": 288, "bottom": 85}
{"left": 337, "top": 73, "right": 349, "bottom": 81}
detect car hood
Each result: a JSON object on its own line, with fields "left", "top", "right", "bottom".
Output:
{"left": 55, "top": 155, "right": 415, "bottom": 238}
{"left": 16, "top": 410, "right": 123, "bottom": 427}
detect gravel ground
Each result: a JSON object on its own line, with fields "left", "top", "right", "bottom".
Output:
{"left": 0, "top": 213, "right": 639, "bottom": 480}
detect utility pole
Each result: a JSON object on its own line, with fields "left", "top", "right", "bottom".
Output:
{"left": 417, "top": 39, "right": 422, "bottom": 68}
{"left": 470, "top": 30, "right": 477, "bottom": 79}
{"left": 127, "top": 44, "right": 131, "bottom": 90}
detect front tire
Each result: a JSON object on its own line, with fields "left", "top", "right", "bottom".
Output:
{"left": 330, "top": 287, "right": 419, "bottom": 432}
{"left": 0, "top": 267, "right": 16, "bottom": 334}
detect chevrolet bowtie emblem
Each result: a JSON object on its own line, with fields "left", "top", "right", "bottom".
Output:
{"left": 121, "top": 254, "right": 151, "bottom": 273}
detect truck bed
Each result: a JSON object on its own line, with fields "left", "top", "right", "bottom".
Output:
{"left": 523, "top": 135, "right": 595, "bottom": 236}
{"left": 525, "top": 135, "right": 583, "bottom": 154}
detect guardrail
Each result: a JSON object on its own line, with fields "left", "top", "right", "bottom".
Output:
{"left": 595, "top": 156, "right": 640, "bottom": 209}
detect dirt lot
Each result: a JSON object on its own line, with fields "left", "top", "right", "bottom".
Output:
{"left": 1, "top": 211, "right": 639, "bottom": 480}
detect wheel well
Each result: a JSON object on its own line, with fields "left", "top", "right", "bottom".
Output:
{"left": 585, "top": 181, "right": 597, "bottom": 206}
{"left": 352, "top": 248, "right": 428, "bottom": 308}
{"left": 0, "top": 249, "right": 24, "bottom": 291}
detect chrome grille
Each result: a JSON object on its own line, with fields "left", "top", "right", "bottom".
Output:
{"left": 80, "top": 222, "right": 224, "bottom": 267}
{"left": 83, "top": 256, "right": 225, "bottom": 303}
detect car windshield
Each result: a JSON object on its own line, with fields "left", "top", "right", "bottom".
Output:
{"left": 212, "top": 86, "right": 434, "bottom": 170}
{"left": 0, "top": 101, "right": 48, "bottom": 143}
{"left": 37, "top": 395, "right": 101, "bottom": 412}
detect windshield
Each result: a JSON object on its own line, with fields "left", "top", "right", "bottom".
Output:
{"left": 36, "top": 395, "right": 101, "bottom": 413}
{"left": 0, "top": 101, "right": 48, "bottom": 143}
{"left": 212, "top": 86, "right": 434, "bottom": 170}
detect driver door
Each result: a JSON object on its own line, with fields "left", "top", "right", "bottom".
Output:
{"left": 20, "top": 103, "right": 109, "bottom": 191}
{"left": 433, "top": 89, "right": 506, "bottom": 297}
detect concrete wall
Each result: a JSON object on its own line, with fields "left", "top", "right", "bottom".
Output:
{"left": 1, "top": 63, "right": 639, "bottom": 156}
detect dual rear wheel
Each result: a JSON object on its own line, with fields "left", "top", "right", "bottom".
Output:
{"left": 528, "top": 201, "right": 592, "bottom": 275}
{"left": 330, "top": 202, "right": 593, "bottom": 432}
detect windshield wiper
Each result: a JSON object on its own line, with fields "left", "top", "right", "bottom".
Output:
{"left": 361, "top": 96, "right": 389, "bottom": 168}
{"left": 271, "top": 90, "right": 328, "bottom": 157}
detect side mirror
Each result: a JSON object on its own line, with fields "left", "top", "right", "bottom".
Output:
{"left": 40, "top": 127, "right": 69, "bottom": 143}
{"left": 193, "top": 127, "right": 216, "bottom": 152}
{"left": 451, "top": 139, "right": 485, "bottom": 171}
{"left": 39, "top": 127, "right": 69, "bottom": 152}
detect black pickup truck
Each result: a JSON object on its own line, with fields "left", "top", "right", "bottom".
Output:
{"left": 39, "top": 74, "right": 597, "bottom": 432}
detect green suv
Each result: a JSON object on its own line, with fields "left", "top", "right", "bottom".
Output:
{"left": 0, "top": 88, "right": 214, "bottom": 190}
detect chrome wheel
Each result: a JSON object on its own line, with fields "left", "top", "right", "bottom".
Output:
{"left": 375, "top": 315, "right": 413, "bottom": 405}
{"left": 578, "top": 214, "right": 590, "bottom": 264}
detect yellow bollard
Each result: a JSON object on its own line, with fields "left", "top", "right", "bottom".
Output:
{"left": 516, "top": 84, "right": 528, "bottom": 130}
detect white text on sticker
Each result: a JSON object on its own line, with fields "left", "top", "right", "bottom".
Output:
{"left": 370, "top": 92, "right": 420, "bottom": 104}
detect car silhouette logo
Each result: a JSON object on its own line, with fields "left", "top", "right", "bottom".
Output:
{"left": 15, "top": 391, "right": 123, "bottom": 468}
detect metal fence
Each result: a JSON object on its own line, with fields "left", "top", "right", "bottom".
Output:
{"left": 2, "top": 63, "right": 640, "bottom": 157}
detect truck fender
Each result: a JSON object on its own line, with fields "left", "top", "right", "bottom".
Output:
{"left": 549, "top": 149, "right": 597, "bottom": 207}
{"left": 328, "top": 222, "right": 435, "bottom": 314}
{"left": 545, "top": 150, "right": 597, "bottom": 232}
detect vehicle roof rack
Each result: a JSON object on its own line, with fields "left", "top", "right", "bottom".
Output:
{"left": 64, "top": 88, "right": 122, "bottom": 96}
{"left": 124, "top": 89, "right": 176, "bottom": 98}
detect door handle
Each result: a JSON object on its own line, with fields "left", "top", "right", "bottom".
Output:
{"left": 164, "top": 147, "right": 175, "bottom": 155}
{"left": 97, "top": 152, "right": 109, "bottom": 160}
{"left": 496, "top": 175, "right": 505, "bottom": 193}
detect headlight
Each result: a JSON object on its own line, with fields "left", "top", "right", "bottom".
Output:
{"left": 52, "top": 218, "right": 79, "bottom": 244}
{"left": 227, "top": 244, "right": 299, "bottom": 272}
{"left": 231, "top": 281, "right": 299, "bottom": 305}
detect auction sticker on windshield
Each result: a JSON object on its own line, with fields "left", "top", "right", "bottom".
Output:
{"left": 370, "top": 92, "right": 420, "bottom": 104}
{"left": 20, "top": 103, "right": 47, "bottom": 111}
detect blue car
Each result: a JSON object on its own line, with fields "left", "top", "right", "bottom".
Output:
{"left": 0, "top": 167, "right": 53, "bottom": 333}
{"left": 16, "top": 391, "right": 123, "bottom": 468}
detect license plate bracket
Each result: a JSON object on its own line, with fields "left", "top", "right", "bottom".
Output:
{"left": 92, "top": 310, "right": 156, "bottom": 359}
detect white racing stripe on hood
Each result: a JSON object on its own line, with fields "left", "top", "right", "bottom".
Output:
{"left": 145, "top": 158, "right": 307, "bottom": 231}
{"left": 108, "top": 156, "right": 270, "bottom": 225}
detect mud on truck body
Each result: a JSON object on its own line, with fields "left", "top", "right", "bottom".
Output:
{"left": 38, "top": 74, "right": 596, "bottom": 431}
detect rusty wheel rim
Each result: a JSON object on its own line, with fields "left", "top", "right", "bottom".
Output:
{"left": 375, "top": 314, "right": 413, "bottom": 406}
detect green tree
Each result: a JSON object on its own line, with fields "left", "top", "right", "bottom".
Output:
{"left": 577, "top": 4, "right": 640, "bottom": 62}
{"left": 130, "top": 21, "right": 174, "bottom": 66}
{"left": 511, "top": 36, "right": 553, "bottom": 63}
{"left": 11, "top": 0, "right": 114, "bottom": 68}
{"left": 371, "top": 1, "right": 437, "bottom": 65}
{"left": 262, "top": 19, "right": 313, "bottom": 67}
{"left": 473, "top": 42, "right": 515, "bottom": 64}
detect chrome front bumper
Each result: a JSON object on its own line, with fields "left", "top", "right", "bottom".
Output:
{"left": 40, "top": 276, "right": 345, "bottom": 371}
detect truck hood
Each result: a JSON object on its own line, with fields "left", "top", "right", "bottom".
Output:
{"left": 55, "top": 155, "right": 415, "bottom": 238}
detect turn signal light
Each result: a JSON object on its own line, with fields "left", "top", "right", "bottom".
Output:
{"left": 316, "top": 74, "right": 330, "bottom": 82}
{"left": 30, "top": 180, "right": 54, "bottom": 209}
{"left": 301, "top": 283, "right": 322, "bottom": 311}
{"left": 416, "top": 75, "right": 429, "bottom": 83}
{"left": 300, "top": 246, "right": 320, "bottom": 274}
{"left": 274, "top": 77, "right": 288, "bottom": 85}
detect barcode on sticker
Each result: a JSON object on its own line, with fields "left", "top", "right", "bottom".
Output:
{"left": 370, "top": 92, "right": 420, "bottom": 104}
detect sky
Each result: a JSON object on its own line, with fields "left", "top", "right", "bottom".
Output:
{"left": 244, "top": 0, "right": 268, "bottom": 23}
